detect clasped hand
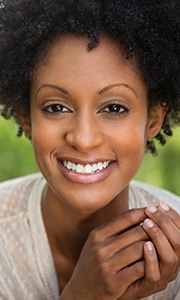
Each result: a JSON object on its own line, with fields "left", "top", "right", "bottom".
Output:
{"left": 61, "top": 204, "right": 180, "bottom": 300}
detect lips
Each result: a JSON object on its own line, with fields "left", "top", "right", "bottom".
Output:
{"left": 62, "top": 160, "right": 111, "bottom": 174}
{"left": 57, "top": 158, "right": 115, "bottom": 184}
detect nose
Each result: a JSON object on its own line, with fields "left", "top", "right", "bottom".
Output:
{"left": 65, "top": 114, "right": 104, "bottom": 153}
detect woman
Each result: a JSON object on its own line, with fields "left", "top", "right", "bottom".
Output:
{"left": 0, "top": 0, "right": 180, "bottom": 299}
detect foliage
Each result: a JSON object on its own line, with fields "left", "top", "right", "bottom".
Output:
{"left": 0, "top": 118, "right": 38, "bottom": 180}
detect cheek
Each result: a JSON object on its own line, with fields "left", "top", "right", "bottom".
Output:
{"left": 30, "top": 121, "right": 57, "bottom": 165}
{"left": 114, "top": 129, "right": 146, "bottom": 183}
{"left": 31, "top": 115, "right": 58, "bottom": 148}
{"left": 106, "top": 119, "right": 147, "bottom": 154}
{"left": 105, "top": 119, "right": 147, "bottom": 179}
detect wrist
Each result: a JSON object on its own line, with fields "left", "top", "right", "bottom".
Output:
{"left": 60, "top": 283, "right": 76, "bottom": 300}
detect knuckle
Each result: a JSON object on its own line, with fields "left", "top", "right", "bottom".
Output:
{"left": 98, "top": 261, "right": 109, "bottom": 277}
{"left": 154, "top": 210, "right": 168, "bottom": 225}
{"left": 171, "top": 212, "right": 180, "bottom": 224}
{"left": 148, "top": 273, "right": 161, "bottom": 285}
{"left": 133, "top": 262, "right": 145, "bottom": 277}
{"left": 138, "top": 226, "right": 149, "bottom": 239}
{"left": 166, "top": 253, "right": 178, "bottom": 267}
{"left": 123, "top": 208, "right": 146, "bottom": 228}
{"left": 94, "top": 247, "right": 106, "bottom": 263}
{"left": 89, "top": 228, "right": 102, "bottom": 244}
{"left": 132, "top": 225, "right": 149, "bottom": 241}
{"left": 126, "top": 209, "right": 139, "bottom": 223}
{"left": 131, "top": 241, "right": 144, "bottom": 256}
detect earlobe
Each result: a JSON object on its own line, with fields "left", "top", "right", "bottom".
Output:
{"left": 147, "top": 104, "right": 167, "bottom": 139}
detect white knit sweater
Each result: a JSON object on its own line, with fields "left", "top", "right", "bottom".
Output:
{"left": 0, "top": 173, "right": 179, "bottom": 300}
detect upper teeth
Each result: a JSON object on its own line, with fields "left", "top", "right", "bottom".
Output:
{"left": 63, "top": 160, "right": 111, "bottom": 174}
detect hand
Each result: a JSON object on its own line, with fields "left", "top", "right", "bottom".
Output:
{"left": 121, "top": 203, "right": 180, "bottom": 299}
{"left": 61, "top": 208, "right": 148, "bottom": 300}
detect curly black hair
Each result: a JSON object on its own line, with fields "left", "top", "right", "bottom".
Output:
{"left": 0, "top": 0, "right": 180, "bottom": 154}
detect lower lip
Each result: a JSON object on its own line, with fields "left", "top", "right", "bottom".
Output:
{"left": 58, "top": 161, "right": 116, "bottom": 184}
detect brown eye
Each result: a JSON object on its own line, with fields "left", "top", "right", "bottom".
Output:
{"left": 41, "top": 103, "right": 71, "bottom": 114}
{"left": 100, "top": 103, "right": 129, "bottom": 115}
{"left": 49, "top": 104, "right": 65, "bottom": 113}
{"left": 108, "top": 104, "right": 122, "bottom": 113}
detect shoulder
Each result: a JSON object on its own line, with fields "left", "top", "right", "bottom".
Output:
{"left": 0, "top": 173, "right": 44, "bottom": 218}
{"left": 129, "top": 181, "right": 180, "bottom": 212}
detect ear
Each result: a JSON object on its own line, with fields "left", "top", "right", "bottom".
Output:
{"left": 147, "top": 104, "right": 167, "bottom": 139}
{"left": 18, "top": 114, "right": 31, "bottom": 138}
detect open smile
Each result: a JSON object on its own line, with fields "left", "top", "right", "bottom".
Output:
{"left": 57, "top": 159, "right": 115, "bottom": 184}
{"left": 62, "top": 160, "right": 111, "bottom": 174}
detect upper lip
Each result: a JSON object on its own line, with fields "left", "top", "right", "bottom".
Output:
{"left": 57, "top": 157, "right": 114, "bottom": 165}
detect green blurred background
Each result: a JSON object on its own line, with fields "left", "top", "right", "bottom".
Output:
{"left": 0, "top": 116, "right": 180, "bottom": 195}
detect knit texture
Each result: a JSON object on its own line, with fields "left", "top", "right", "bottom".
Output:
{"left": 0, "top": 173, "right": 179, "bottom": 299}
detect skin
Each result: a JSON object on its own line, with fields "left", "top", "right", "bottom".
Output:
{"left": 20, "top": 35, "right": 180, "bottom": 299}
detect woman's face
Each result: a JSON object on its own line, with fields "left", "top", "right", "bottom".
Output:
{"left": 28, "top": 35, "right": 163, "bottom": 212}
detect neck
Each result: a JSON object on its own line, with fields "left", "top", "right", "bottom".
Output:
{"left": 42, "top": 184, "right": 129, "bottom": 262}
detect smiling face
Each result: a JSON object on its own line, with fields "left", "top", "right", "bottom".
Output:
{"left": 23, "top": 35, "right": 165, "bottom": 213}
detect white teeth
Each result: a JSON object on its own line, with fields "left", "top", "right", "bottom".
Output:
{"left": 97, "top": 162, "right": 103, "bottom": 170}
{"left": 76, "top": 164, "right": 84, "bottom": 173}
{"left": 84, "top": 164, "right": 92, "bottom": 174}
{"left": 71, "top": 163, "right": 76, "bottom": 171}
{"left": 92, "top": 164, "right": 98, "bottom": 172}
{"left": 66, "top": 161, "right": 72, "bottom": 170}
{"left": 62, "top": 160, "right": 111, "bottom": 174}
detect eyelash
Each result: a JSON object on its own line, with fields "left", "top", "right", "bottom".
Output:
{"left": 41, "top": 102, "right": 129, "bottom": 116}
{"left": 41, "top": 103, "right": 71, "bottom": 114}
{"left": 100, "top": 103, "right": 129, "bottom": 116}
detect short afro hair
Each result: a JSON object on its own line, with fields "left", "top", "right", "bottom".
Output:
{"left": 0, "top": 0, "right": 180, "bottom": 154}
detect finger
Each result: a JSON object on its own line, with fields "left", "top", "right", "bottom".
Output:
{"left": 144, "top": 241, "right": 160, "bottom": 282}
{"left": 109, "top": 241, "right": 145, "bottom": 271}
{"left": 116, "top": 261, "right": 145, "bottom": 297}
{"left": 145, "top": 205, "right": 180, "bottom": 251}
{"left": 143, "top": 218, "right": 178, "bottom": 281}
{"left": 158, "top": 203, "right": 180, "bottom": 229}
{"left": 143, "top": 218, "right": 176, "bottom": 262}
{"left": 101, "top": 225, "right": 149, "bottom": 257}
{"left": 117, "top": 224, "right": 149, "bottom": 246}
{"left": 93, "top": 208, "right": 147, "bottom": 241}
{"left": 124, "top": 242, "right": 161, "bottom": 299}
{"left": 88, "top": 224, "right": 149, "bottom": 266}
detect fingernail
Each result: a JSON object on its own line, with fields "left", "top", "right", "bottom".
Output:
{"left": 144, "top": 218, "right": 155, "bottom": 228}
{"left": 145, "top": 241, "right": 153, "bottom": 251}
{"left": 147, "top": 205, "right": 157, "bottom": 214}
{"left": 159, "top": 203, "right": 170, "bottom": 212}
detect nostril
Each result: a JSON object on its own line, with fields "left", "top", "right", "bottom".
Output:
{"left": 65, "top": 126, "right": 104, "bottom": 152}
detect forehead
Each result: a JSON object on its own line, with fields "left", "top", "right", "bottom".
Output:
{"left": 31, "top": 34, "right": 147, "bottom": 100}
{"left": 34, "top": 34, "right": 139, "bottom": 73}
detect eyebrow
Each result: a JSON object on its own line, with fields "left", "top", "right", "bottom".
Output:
{"left": 35, "top": 82, "right": 138, "bottom": 99}
{"left": 35, "top": 84, "right": 68, "bottom": 99}
{"left": 99, "top": 83, "right": 138, "bottom": 98}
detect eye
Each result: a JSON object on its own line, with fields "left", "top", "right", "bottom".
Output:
{"left": 41, "top": 103, "right": 71, "bottom": 114}
{"left": 100, "top": 103, "right": 129, "bottom": 115}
